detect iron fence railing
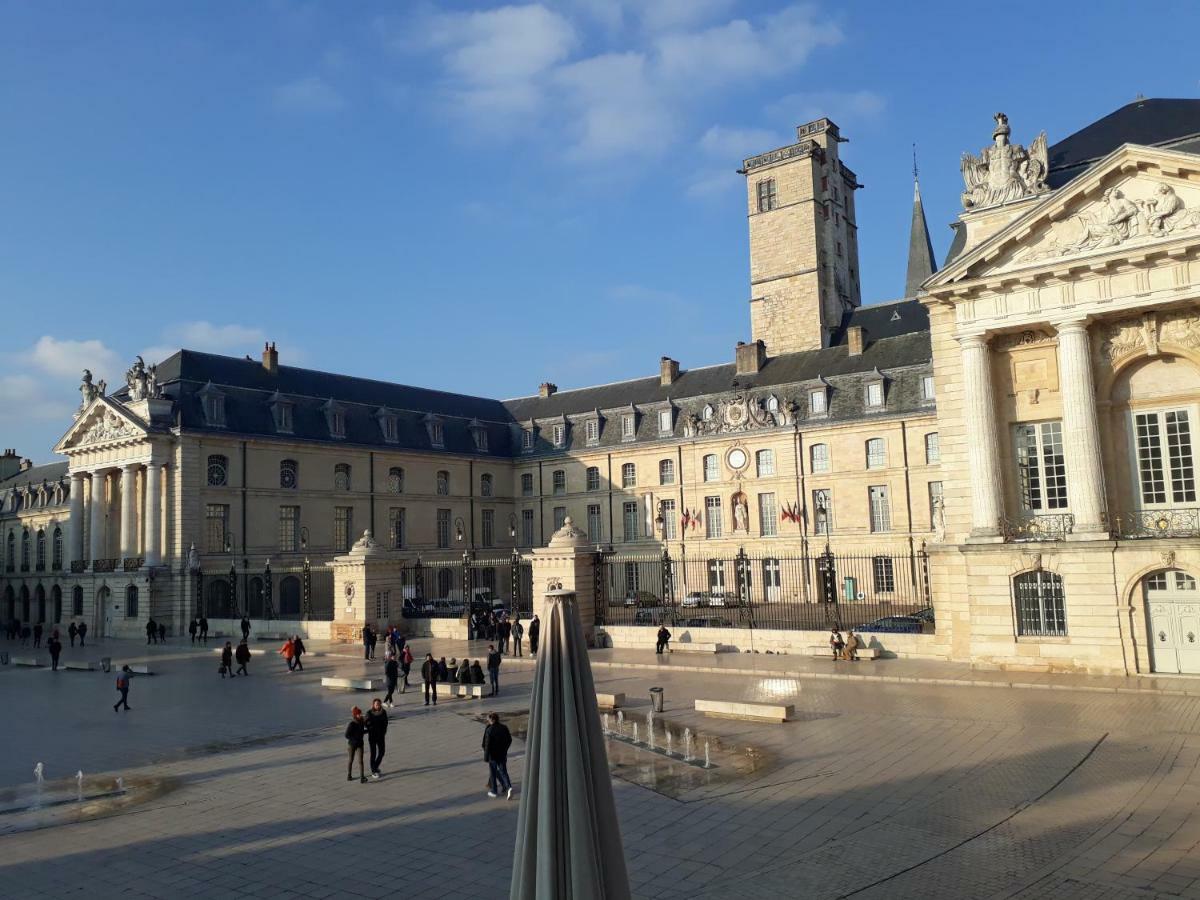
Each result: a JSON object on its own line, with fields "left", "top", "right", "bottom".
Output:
{"left": 1000, "top": 514, "right": 1074, "bottom": 542}
{"left": 397, "top": 552, "right": 533, "bottom": 620}
{"left": 1110, "top": 508, "right": 1200, "bottom": 540}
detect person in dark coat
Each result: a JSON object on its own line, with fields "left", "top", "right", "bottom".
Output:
{"left": 234, "top": 640, "right": 251, "bottom": 676}
{"left": 21, "top": 624, "right": 31, "bottom": 646}
{"left": 656, "top": 624, "right": 671, "bottom": 655}
{"left": 528, "top": 615, "right": 540, "bottom": 656}
{"left": 198, "top": 617, "right": 208, "bottom": 643}
{"left": 482, "top": 712, "right": 514, "bottom": 799}
{"left": 437, "top": 656, "right": 449, "bottom": 681}
{"left": 486, "top": 644, "right": 502, "bottom": 697}
{"left": 512, "top": 619, "right": 524, "bottom": 657}
{"left": 365, "top": 698, "right": 389, "bottom": 779}
{"left": 158, "top": 622, "right": 166, "bottom": 643}
{"left": 291, "top": 635, "right": 306, "bottom": 671}
{"left": 362, "top": 625, "right": 374, "bottom": 661}
{"left": 400, "top": 644, "right": 412, "bottom": 692}
{"left": 456, "top": 658, "right": 470, "bottom": 685}
{"left": 421, "top": 653, "right": 438, "bottom": 706}
{"left": 498, "top": 617, "right": 512, "bottom": 655}
{"left": 77, "top": 621, "right": 87, "bottom": 646}
{"left": 145, "top": 618, "right": 157, "bottom": 645}
{"left": 33, "top": 622, "right": 43, "bottom": 648}
{"left": 48, "top": 634, "right": 62, "bottom": 671}
{"left": 68, "top": 622, "right": 78, "bottom": 647}
{"left": 383, "top": 656, "right": 399, "bottom": 707}
{"left": 113, "top": 665, "right": 132, "bottom": 712}
{"left": 188, "top": 619, "right": 198, "bottom": 644}
{"left": 470, "top": 659, "right": 485, "bottom": 685}
{"left": 220, "top": 641, "right": 235, "bottom": 678}
{"left": 240, "top": 616, "right": 251, "bottom": 641}
{"left": 345, "top": 706, "right": 367, "bottom": 783}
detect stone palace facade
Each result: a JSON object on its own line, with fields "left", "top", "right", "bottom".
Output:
{"left": 3, "top": 98, "right": 1199, "bottom": 676}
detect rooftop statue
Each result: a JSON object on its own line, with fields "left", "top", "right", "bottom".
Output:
{"left": 961, "top": 113, "right": 1048, "bottom": 209}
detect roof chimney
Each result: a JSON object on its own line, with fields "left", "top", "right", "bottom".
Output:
{"left": 262, "top": 342, "right": 278, "bottom": 376}
{"left": 847, "top": 326, "right": 865, "bottom": 356}
{"left": 660, "top": 356, "right": 679, "bottom": 387}
{"left": 19, "top": 458, "right": 33, "bottom": 472}
{"left": 538, "top": 382, "right": 558, "bottom": 399}
{"left": 735, "top": 340, "right": 766, "bottom": 376}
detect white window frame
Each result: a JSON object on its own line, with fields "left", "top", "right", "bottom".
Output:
{"left": 809, "top": 389, "right": 827, "bottom": 416}
{"left": 702, "top": 454, "right": 719, "bottom": 482}
{"left": 659, "top": 459, "right": 675, "bottom": 485}
{"left": 1015, "top": 421, "right": 1068, "bottom": 512}
{"left": 520, "top": 473, "right": 534, "bottom": 497}
{"left": 758, "top": 492, "right": 778, "bottom": 537}
{"left": 621, "top": 414, "right": 636, "bottom": 441}
{"left": 924, "top": 432, "right": 940, "bottom": 465}
{"left": 868, "top": 485, "right": 891, "bottom": 533}
{"left": 705, "top": 496, "right": 723, "bottom": 538}
{"left": 622, "top": 501, "right": 638, "bottom": 541}
{"left": 585, "top": 418, "right": 599, "bottom": 445}
{"left": 810, "top": 443, "right": 830, "bottom": 474}
{"left": 552, "top": 470, "right": 566, "bottom": 495}
{"left": 756, "top": 449, "right": 776, "bottom": 477}
{"left": 866, "top": 438, "right": 886, "bottom": 470}
{"left": 586, "top": 466, "right": 600, "bottom": 492}
{"left": 865, "top": 381, "right": 884, "bottom": 409}
{"left": 658, "top": 409, "right": 673, "bottom": 435}
{"left": 920, "top": 375, "right": 935, "bottom": 402}
{"left": 621, "top": 463, "right": 636, "bottom": 488}
{"left": 1131, "top": 406, "right": 1197, "bottom": 508}
{"left": 552, "top": 423, "right": 566, "bottom": 448}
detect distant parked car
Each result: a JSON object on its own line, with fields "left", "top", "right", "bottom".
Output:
{"left": 624, "top": 591, "right": 659, "bottom": 608}
{"left": 682, "top": 592, "right": 708, "bottom": 608}
{"left": 855, "top": 615, "right": 923, "bottom": 634}
{"left": 911, "top": 607, "right": 935, "bottom": 624}
{"left": 685, "top": 616, "right": 733, "bottom": 628}
{"left": 634, "top": 609, "right": 675, "bottom": 627}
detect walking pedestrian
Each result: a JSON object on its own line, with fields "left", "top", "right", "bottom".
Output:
{"left": 21, "top": 624, "right": 31, "bottom": 646}
{"left": 829, "top": 629, "right": 845, "bottom": 662}
{"left": 220, "top": 641, "right": 235, "bottom": 678}
{"left": 400, "top": 644, "right": 412, "bottom": 692}
{"left": 512, "top": 618, "right": 524, "bottom": 657}
{"left": 68, "top": 621, "right": 78, "bottom": 647}
{"left": 498, "top": 617, "right": 511, "bottom": 655}
{"left": 362, "top": 625, "right": 373, "bottom": 661}
{"left": 158, "top": 622, "right": 166, "bottom": 644}
{"left": 33, "top": 622, "right": 43, "bottom": 648}
{"left": 188, "top": 619, "right": 198, "bottom": 644}
{"left": 383, "top": 655, "right": 399, "bottom": 707}
{"left": 279, "top": 636, "right": 294, "bottom": 671}
{"left": 240, "top": 616, "right": 251, "bottom": 642}
{"left": 48, "top": 633, "right": 62, "bottom": 671}
{"left": 77, "top": 621, "right": 87, "bottom": 646}
{"left": 528, "top": 614, "right": 540, "bottom": 656}
{"left": 421, "top": 653, "right": 438, "bottom": 706}
{"left": 365, "top": 698, "right": 389, "bottom": 779}
{"left": 145, "top": 619, "right": 157, "bottom": 645}
{"left": 345, "top": 706, "right": 367, "bottom": 783}
{"left": 235, "top": 640, "right": 251, "bottom": 676}
{"left": 198, "top": 617, "right": 208, "bottom": 643}
{"left": 292, "top": 635, "right": 306, "bottom": 671}
{"left": 482, "top": 712, "right": 514, "bottom": 800}
{"left": 655, "top": 623, "right": 671, "bottom": 655}
{"left": 113, "top": 665, "right": 132, "bottom": 712}
{"left": 486, "top": 644, "right": 501, "bottom": 696}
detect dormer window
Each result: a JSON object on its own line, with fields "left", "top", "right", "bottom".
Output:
{"left": 376, "top": 408, "right": 400, "bottom": 444}
{"left": 424, "top": 414, "right": 445, "bottom": 448}
{"left": 521, "top": 428, "right": 535, "bottom": 452}
{"left": 765, "top": 395, "right": 779, "bottom": 415}
{"left": 269, "top": 391, "right": 294, "bottom": 434}
{"left": 621, "top": 413, "right": 636, "bottom": 441}
{"left": 920, "top": 375, "right": 935, "bottom": 402}
{"left": 585, "top": 418, "right": 599, "bottom": 445}
{"left": 552, "top": 423, "right": 566, "bottom": 448}
{"left": 198, "top": 382, "right": 226, "bottom": 428}
{"left": 657, "top": 408, "right": 673, "bottom": 435}
{"left": 323, "top": 399, "right": 347, "bottom": 439}
{"left": 702, "top": 404, "right": 714, "bottom": 422}
{"left": 865, "top": 382, "right": 884, "bottom": 409}
{"left": 469, "top": 420, "right": 488, "bottom": 452}
{"left": 809, "top": 389, "right": 827, "bottom": 415}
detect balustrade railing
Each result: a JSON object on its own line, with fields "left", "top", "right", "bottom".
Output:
{"left": 123, "top": 557, "right": 145, "bottom": 572}
{"left": 70, "top": 560, "right": 88, "bottom": 574}
{"left": 1000, "top": 514, "right": 1075, "bottom": 542}
{"left": 92, "top": 558, "right": 119, "bottom": 573}
{"left": 1111, "top": 508, "right": 1200, "bottom": 539}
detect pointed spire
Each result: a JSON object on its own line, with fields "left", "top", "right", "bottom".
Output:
{"left": 905, "top": 144, "right": 937, "bottom": 297}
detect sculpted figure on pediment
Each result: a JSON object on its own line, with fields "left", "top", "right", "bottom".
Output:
{"left": 78, "top": 410, "right": 137, "bottom": 446}
{"left": 961, "top": 113, "right": 1048, "bottom": 209}
{"left": 1097, "top": 317, "right": 1148, "bottom": 365}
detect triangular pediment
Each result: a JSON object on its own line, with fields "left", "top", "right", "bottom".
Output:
{"left": 54, "top": 397, "right": 150, "bottom": 454}
{"left": 928, "top": 143, "right": 1200, "bottom": 289}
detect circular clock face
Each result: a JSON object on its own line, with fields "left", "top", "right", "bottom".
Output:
{"left": 727, "top": 448, "right": 748, "bottom": 471}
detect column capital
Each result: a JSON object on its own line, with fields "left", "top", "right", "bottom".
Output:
{"left": 1053, "top": 317, "right": 1091, "bottom": 336}
{"left": 956, "top": 332, "right": 990, "bottom": 350}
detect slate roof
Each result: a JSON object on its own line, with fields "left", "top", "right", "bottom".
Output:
{"left": 0, "top": 462, "right": 69, "bottom": 490}
{"left": 1047, "top": 98, "right": 1200, "bottom": 188}
{"left": 905, "top": 180, "right": 938, "bottom": 297}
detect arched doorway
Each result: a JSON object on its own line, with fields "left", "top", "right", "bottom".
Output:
{"left": 96, "top": 586, "right": 112, "bottom": 636}
{"left": 1145, "top": 569, "right": 1200, "bottom": 674}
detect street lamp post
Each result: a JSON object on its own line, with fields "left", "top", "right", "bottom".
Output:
{"left": 300, "top": 527, "right": 312, "bottom": 621}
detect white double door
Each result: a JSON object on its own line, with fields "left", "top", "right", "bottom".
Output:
{"left": 1147, "top": 570, "right": 1200, "bottom": 674}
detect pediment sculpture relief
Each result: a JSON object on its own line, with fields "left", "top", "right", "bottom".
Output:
{"left": 960, "top": 113, "right": 1048, "bottom": 210}
{"left": 77, "top": 410, "right": 138, "bottom": 446}
{"left": 1096, "top": 309, "right": 1200, "bottom": 366}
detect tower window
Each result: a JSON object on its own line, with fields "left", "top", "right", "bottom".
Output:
{"left": 756, "top": 179, "right": 777, "bottom": 213}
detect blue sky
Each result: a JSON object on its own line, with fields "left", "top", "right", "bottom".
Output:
{"left": 2, "top": 0, "right": 1198, "bottom": 460}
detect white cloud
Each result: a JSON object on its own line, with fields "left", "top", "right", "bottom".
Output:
{"left": 0, "top": 374, "right": 75, "bottom": 422}
{"left": 638, "top": 0, "right": 736, "bottom": 33}
{"left": 556, "top": 52, "right": 675, "bottom": 162}
{"left": 766, "top": 89, "right": 886, "bottom": 126}
{"left": 699, "top": 125, "right": 784, "bottom": 160}
{"left": 273, "top": 75, "right": 345, "bottom": 114}
{"left": 141, "top": 321, "right": 267, "bottom": 366}
{"left": 686, "top": 168, "right": 740, "bottom": 199}
{"left": 23, "top": 336, "right": 120, "bottom": 380}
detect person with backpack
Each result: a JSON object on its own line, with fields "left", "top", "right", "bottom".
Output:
{"left": 292, "top": 635, "right": 306, "bottom": 671}
{"left": 421, "top": 653, "right": 438, "bottom": 706}
{"left": 220, "top": 641, "right": 235, "bottom": 678}
{"left": 365, "top": 698, "right": 389, "bottom": 779}
{"left": 400, "top": 644, "right": 413, "bottom": 692}
{"left": 829, "top": 629, "right": 845, "bottom": 662}
{"left": 345, "top": 706, "right": 367, "bottom": 783}
{"left": 235, "top": 640, "right": 251, "bottom": 676}
{"left": 113, "top": 666, "right": 132, "bottom": 712}
{"left": 482, "top": 712, "right": 514, "bottom": 800}
{"left": 383, "top": 655, "right": 399, "bottom": 707}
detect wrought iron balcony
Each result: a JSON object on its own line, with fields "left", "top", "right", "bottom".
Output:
{"left": 70, "top": 560, "right": 88, "bottom": 574}
{"left": 123, "top": 557, "right": 145, "bottom": 572}
{"left": 93, "top": 558, "right": 119, "bottom": 573}
{"left": 1000, "top": 514, "right": 1075, "bottom": 542}
{"left": 1111, "top": 509, "right": 1200, "bottom": 540}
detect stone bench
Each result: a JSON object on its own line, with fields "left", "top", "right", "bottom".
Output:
{"left": 596, "top": 692, "right": 625, "bottom": 710}
{"left": 442, "top": 682, "right": 485, "bottom": 699}
{"left": 695, "top": 699, "right": 793, "bottom": 723}
{"left": 12, "top": 656, "right": 42, "bottom": 667}
{"left": 808, "top": 645, "right": 883, "bottom": 660}
{"left": 64, "top": 660, "right": 96, "bottom": 671}
{"left": 321, "top": 676, "right": 382, "bottom": 691}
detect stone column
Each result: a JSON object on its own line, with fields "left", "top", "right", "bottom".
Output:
{"left": 68, "top": 472, "right": 86, "bottom": 563}
{"left": 120, "top": 463, "right": 139, "bottom": 560}
{"left": 144, "top": 461, "right": 162, "bottom": 567}
{"left": 1056, "top": 319, "right": 1108, "bottom": 536}
{"left": 959, "top": 334, "right": 1005, "bottom": 539}
{"left": 530, "top": 517, "right": 598, "bottom": 642}
{"left": 89, "top": 470, "right": 107, "bottom": 563}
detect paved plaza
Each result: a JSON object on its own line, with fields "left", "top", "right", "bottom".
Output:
{"left": 2, "top": 636, "right": 1200, "bottom": 899}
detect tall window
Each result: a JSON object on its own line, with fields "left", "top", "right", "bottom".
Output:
{"left": 334, "top": 506, "right": 353, "bottom": 551}
{"left": 758, "top": 493, "right": 778, "bottom": 536}
{"left": 521, "top": 509, "right": 535, "bottom": 547}
{"left": 553, "top": 506, "right": 567, "bottom": 531}
{"left": 621, "top": 463, "right": 636, "bottom": 488}
{"left": 624, "top": 561, "right": 640, "bottom": 595}
{"left": 756, "top": 449, "right": 775, "bottom": 477}
{"left": 125, "top": 585, "right": 139, "bottom": 618}
{"left": 659, "top": 459, "right": 675, "bottom": 485}
{"left": 866, "top": 438, "right": 886, "bottom": 469}
{"left": 35, "top": 529, "right": 45, "bottom": 570}
{"left": 809, "top": 389, "right": 827, "bottom": 415}
{"left": 703, "top": 454, "right": 719, "bottom": 482}
{"left": 436, "top": 470, "right": 450, "bottom": 496}
{"left": 585, "top": 419, "right": 599, "bottom": 444}
{"left": 868, "top": 486, "right": 891, "bottom": 533}
{"left": 928, "top": 481, "right": 943, "bottom": 530}
{"left": 480, "top": 473, "right": 493, "bottom": 497}
{"left": 6, "top": 531, "right": 13, "bottom": 571}
{"left": 552, "top": 470, "right": 566, "bottom": 495}
{"left": 587, "top": 503, "right": 602, "bottom": 542}
{"left": 388, "top": 467, "right": 404, "bottom": 493}
{"left": 522, "top": 429, "right": 534, "bottom": 451}
{"left": 51, "top": 527, "right": 62, "bottom": 570}
{"left": 810, "top": 444, "right": 830, "bottom": 473}
{"left": 207, "top": 454, "right": 228, "bottom": 487}
{"left": 1134, "top": 410, "right": 1196, "bottom": 505}
{"left": 436, "top": 509, "right": 451, "bottom": 549}
{"left": 334, "top": 463, "right": 351, "bottom": 491}
{"left": 622, "top": 501, "right": 638, "bottom": 541}
{"left": 872, "top": 557, "right": 895, "bottom": 593}
{"left": 1013, "top": 570, "right": 1067, "bottom": 636}
{"left": 705, "top": 496, "right": 723, "bottom": 538}
{"left": 920, "top": 375, "right": 936, "bottom": 401}
{"left": 812, "top": 489, "right": 832, "bottom": 534}
{"left": 552, "top": 423, "right": 566, "bottom": 447}
{"left": 280, "top": 459, "right": 298, "bottom": 489}
{"left": 924, "top": 432, "right": 940, "bottom": 464}
{"left": 72, "top": 585, "right": 83, "bottom": 616}
{"left": 586, "top": 466, "right": 600, "bottom": 491}
{"left": 660, "top": 498, "right": 677, "bottom": 540}
{"left": 206, "top": 504, "right": 229, "bottom": 552}
{"left": 389, "top": 507, "right": 406, "bottom": 549}
{"left": 481, "top": 509, "right": 495, "bottom": 548}
{"left": 756, "top": 178, "right": 777, "bottom": 212}
{"left": 473, "top": 428, "right": 488, "bottom": 452}
{"left": 658, "top": 409, "right": 673, "bottom": 435}
{"left": 521, "top": 473, "right": 534, "bottom": 497}
{"left": 278, "top": 506, "right": 300, "bottom": 552}
{"left": 20, "top": 530, "right": 29, "bottom": 570}
{"left": 1015, "top": 422, "right": 1068, "bottom": 511}
{"left": 865, "top": 382, "right": 884, "bottom": 408}
{"left": 429, "top": 421, "right": 444, "bottom": 447}
{"left": 380, "top": 415, "right": 398, "bottom": 443}
{"left": 708, "top": 558, "right": 727, "bottom": 593}
{"left": 622, "top": 415, "right": 635, "bottom": 440}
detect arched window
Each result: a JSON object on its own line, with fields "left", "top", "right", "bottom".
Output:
{"left": 1013, "top": 570, "right": 1066, "bottom": 637}
{"left": 388, "top": 467, "right": 404, "bottom": 493}
{"left": 35, "top": 529, "right": 46, "bottom": 570}
{"left": 866, "top": 438, "right": 886, "bottom": 469}
{"left": 436, "top": 471, "right": 450, "bottom": 495}
{"left": 280, "top": 459, "right": 298, "bottom": 489}
{"left": 702, "top": 454, "right": 719, "bottom": 482}
{"left": 334, "top": 463, "right": 352, "bottom": 491}
{"left": 480, "top": 473, "right": 493, "bottom": 497}
{"left": 51, "top": 527, "right": 63, "bottom": 570}
{"left": 5, "top": 585, "right": 16, "bottom": 620}
{"left": 765, "top": 395, "right": 780, "bottom": 415}
{"left": 35, "top": 585, "right": 45, "bottom": 623}
{"left": 125, "top": 585, "right": 139, "bottom": 618}
{"left": 72, "top": 585, "right": 83, "bottom": 617}
{"left": 51, "top": 585, "right": 62, "bottom": 624}
{"left": 659, "top": 459, "right": 675, "bottom": 485}
{"left": 552, "top": 470, "right": 566, "bottom": 495}
{"left": 621, "top": 463, "right": 636, "bottom": 488}
{"left": 207, "top": 454, "right": 228, "bottom": 487}
{"left": 21, "top": 529, "right": 30, "bottom": 571}
{"left": 279, "top": 576, "right": 301, "bottom": 616}
{"left": 20, "top": 585, "right": 30, "bottom": 622}
{"left": 248, "top": 577, "right": 265, "bottom": 618}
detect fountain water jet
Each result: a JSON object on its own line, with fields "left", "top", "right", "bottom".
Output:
{"left": 632, "top": 723, "right": 639, "bottom": 744}
{"left": 666, "top": 731, "right": 673, "bottom": 757}
{"left": 76, "top": 771, "right": 84, "bottom": 802}
{"left": 683, "top": 728, "right": 693, "bottom": 762}
{"left": 704, "top": 741, "right": 711, "bottom": 769}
